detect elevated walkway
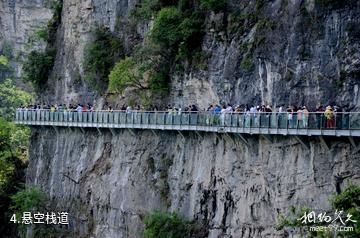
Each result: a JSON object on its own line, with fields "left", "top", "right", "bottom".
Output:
{"left": 14, "top": 110, "right": 360, "bottom": 139}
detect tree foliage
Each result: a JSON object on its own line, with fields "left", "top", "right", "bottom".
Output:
{"left": 0, "top": 76, "right": 33, "bottom": 236}
{"left": 143, "top": 210, "right": 206, "bottom": 238}
{"left": 329, "top": 181, "right": 360, "bottom": 238}
{"left": 109, "top": 0, "right": 206, "bottom": 100}
{"left": 10, "top": 187, "right": 47, "bottom": 216}
{"left": 108, "top": 57, "right": 144, "bottom": 94}
{"left": 84, "top": 27, "right": 123, "bottom": 92}
{"left": 0, "top": 55, "right": 10, "bottom": 80}
{"left": 0, "top": 117, "right": 29, "bottom": 237}
{"left": 131, "top": 0, "right": 179, "bottom": 20}
{"left": 0, "top": 79, "right": 34, "bottom": 120}
{"left": 148, "top": 71, "right": 169, "bottom": 93}
{"left": 10, "top": 187, "right": 48, "bottom": 237}
{"left": 151, "top": 7, "right": 183, "bottom": 48}
{"left": 199, "top": 0, "right": 227, "bottom": 12}
{"left": 22, "top": 50, "right": 55, "bottom": 89}
{"left": 0, "top": 55, "right": 8, "bottom": 66}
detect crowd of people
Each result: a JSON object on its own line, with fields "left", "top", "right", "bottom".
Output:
{"left": 17, "top": 102, "right": 350, "bottom": 129}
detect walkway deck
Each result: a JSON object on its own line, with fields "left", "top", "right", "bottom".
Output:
{"left": 14, "top": 110, "right": 360, "bottom": 138}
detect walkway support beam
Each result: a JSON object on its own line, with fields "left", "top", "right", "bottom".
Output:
{"left": 261, "top": 134, "right": 273, "bottom": 143}
{"left": 295, "top": 136, "right": 310, "bottom": 150}
{"left": 320, "top": 136, "right": 330, "bottom": 150}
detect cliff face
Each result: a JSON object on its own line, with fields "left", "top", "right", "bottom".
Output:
{"left": 3, "top": 1, "right": 360, "bottom": 109}
{"left": 2, "top": 0, "right": 360, "bottom": 237}
{"left": 4, "top": 0, "right": 356, "bottom": 110}
{"left": 27, "top": 128, "right": 360, "bottom": 237}
{"left": 0, "top": 0, "right": 52, "bottom": 77}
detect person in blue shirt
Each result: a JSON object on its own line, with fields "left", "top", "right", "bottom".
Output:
{"left": 214, "top": 105, "right": 221, "bottom": 114}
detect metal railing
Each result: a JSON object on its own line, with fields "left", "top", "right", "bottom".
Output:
{"left": 14, "top": 109, "right": 360, "bottom": 131}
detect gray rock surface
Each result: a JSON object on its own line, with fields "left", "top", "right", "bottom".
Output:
{"left": 0, "top": 0, "right": 52, "bottom": 77}
{"left": 27, "top": 128, "right": 360, "bottom": 237}
{"left": 3, "top": 0, "right": 360, "bottom": 109}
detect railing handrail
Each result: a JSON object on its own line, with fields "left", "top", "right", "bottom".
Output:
{"left": 15, "top": 109, "right": 360, "bottom": 137}
{"left": 15, "top": 109, "right": 357, "bottom": 115}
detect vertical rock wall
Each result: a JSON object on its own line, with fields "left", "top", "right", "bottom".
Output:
{"left": 0, "top": 0, "right": 52, "bottom": 77}
{"left": 27, "top": 128, "right": 360, "bottom": 237}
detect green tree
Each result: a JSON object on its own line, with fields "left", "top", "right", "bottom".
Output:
{"left": 22, "top": 50, "right": 55, "bottom": 89}
{"left": 0, "top": 55, "right": 10, "bottom": 80}
{"left": 108, "top": 57, "right": 145, "bottom": 94}
{"left": 0, "top": 55, "right": 8, "bottom": 66}
{"left": 151, "top": 7, "right": 183, "bottom": 48}
{"left": 329, "top": 181, "right": 360, "bottom": 237}
{"left": 0, "top": 79, "right": 34, "bottom": 120}
{"left": 131, "top": 0, "right": 180, "bottom": 20}
{"left": 84, "top": 27, "right": 123, "bottom": 92}
{"left": 10, "top": 187, "right": 47, "bottom": 217}
{"left": 0, "top": 117, "right": 28, "bottom": 237}
{"left": 143, "top": 210, "right": 205, "bottom": 238}
{"left": 199, "top": 0, "right": 227, "bottom": 12}
{"left": 10, "top": 187, "right": 48, "bottom": 237}
{"left": 148, "top": 71, "right": 169, "bottom": 93}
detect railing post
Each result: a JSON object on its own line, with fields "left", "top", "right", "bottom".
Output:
{"left": 321, "top": 114, "right": 323, "bottom": 130}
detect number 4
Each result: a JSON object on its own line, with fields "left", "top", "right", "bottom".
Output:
{"left": 10, "top": 214, "right": 17, "bottom": 223}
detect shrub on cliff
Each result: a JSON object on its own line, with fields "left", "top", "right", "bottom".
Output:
{"left": 108, "top": 57, "right": 145, "bottom": 94}
{"left": 0, "top": 117, "right": 29, "bottom": 237}
{"left": 0, "top": 79, "right": 34, "bottom": 120}
{"left": 23, "top": 50, "right": 55, "bottom": 90}
{"left": 200, "top": 0, "right": 227, "bottom": 12}
{"left": 131, "top": 0, "right": 180, "bottom": 20}
{"left": 83, "top": 27, "right": 123, "bottom": 92}
{"left": 143, "top": 210, "right": 207, "bottom": 238}
{"left": 151, "top": 7, "right": 183, "bottom": 48}
{"left": 0, "top": 55, "right": 8, "bottom": 66}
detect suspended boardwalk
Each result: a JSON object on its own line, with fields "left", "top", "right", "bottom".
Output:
{"left": 14, "top": 110, "right": 360, "bottom": 140}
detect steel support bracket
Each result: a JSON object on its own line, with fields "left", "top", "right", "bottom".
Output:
{"left": 109, "top": 128, "right": 117, "bottom": 136}
{"left": 195, "top": 130, "right": 203, "bottom": 139}
{"left": 151, "top": 129, "right": 158, "bottom": 137}
{"left": 319, "top": 136, "right": 330, "bottom": 150}
{"left": 224, "top": 133, "right": 235, "bottom": 144}
{"left": 261, "top": 134, "right": 273, "bottom": 143}
{"left": 177, "top": 130, "right": 185, "bottom": 140}
{"left": 234, "top": 133, "right": 249, "bottom": 147}
{"left": 295, "top": 135, "right": 310, "bottom": 150}
{"left": 348, "top": 137, "right": 358, "bottom": 148}
{"left": 128, "top": 128, "right": 136, "bottom": 136}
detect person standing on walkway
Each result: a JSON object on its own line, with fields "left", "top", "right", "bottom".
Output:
{"left": 302, "top": 106, "right": 309, "bottom": 128}
{"left": 324, "top": 106, "right": 334, "bottom": 128}
{"left": 287, "top": 107, "right": 293, "bottom": 128}
{"left": 297, "top": 107, "right": 303, "bottom": 128}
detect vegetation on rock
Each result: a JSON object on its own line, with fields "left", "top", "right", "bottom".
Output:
{"left": 23, "top": 50, "right": 55, "bottom": 89}
{"left": 22, "top": 0, "right": 63, "bottom": 91}
{"left": 143, "top": 210, "right": 207, "bottom": 238}
{"left": 84, "top": 27, "right": 123, "bottom": 92}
